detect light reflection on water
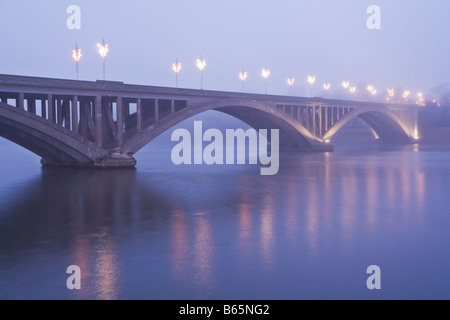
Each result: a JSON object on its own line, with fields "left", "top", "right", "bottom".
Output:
{"left": 0, "top": 142, "right": 450, "bottom": 299}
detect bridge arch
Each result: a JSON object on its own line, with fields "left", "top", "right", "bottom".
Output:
{"left": 122, "top": 99, "right": 324, "bottom": 155}
{"left": 323, "top": 107, "right": 415, "bottom": 143}
{"left": 0, "top": 102, "right": 107, "bottom": 165}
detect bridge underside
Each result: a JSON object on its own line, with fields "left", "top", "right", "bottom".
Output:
{"left": 358, "top": 112, "right": 411, "bottom": 143}
{"left": 0, "top": 119, "right": 90, "bottom": 165}
{"left": 271, "top": 102, "right": 418, "bottom": 144}
{"left": 0, "top": 102, "right": 134, "bottom": 168}
{"left": 217, "top": 106, "right": 316, "bottom": 150}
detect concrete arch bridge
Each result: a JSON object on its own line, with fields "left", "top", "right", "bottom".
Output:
{"left": 0, "top": 74, "right": 420, "bottom": 167}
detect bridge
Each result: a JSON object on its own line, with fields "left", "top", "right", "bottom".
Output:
{"left": 0, "top": 74, "right": 420, "bottom": 168}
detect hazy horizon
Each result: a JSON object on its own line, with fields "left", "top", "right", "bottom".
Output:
{"left": 1, "top": 1, "right": 449, "bottom": 98}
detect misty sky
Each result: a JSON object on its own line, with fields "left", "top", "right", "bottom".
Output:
{"left": 0, "top": 0, "right": 449, "bottom": 98}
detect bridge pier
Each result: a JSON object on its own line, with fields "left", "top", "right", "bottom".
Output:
{"left": 93, "top": 153, "right": 137, "bottom": 168}
{"left": 41, "top": 154, "right": 137, "bottom": 169}
{"left": 310, "top": 142, "right": 334, "bottom": 152}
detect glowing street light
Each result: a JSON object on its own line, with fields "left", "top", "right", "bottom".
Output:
{"left": 97, "top": 38, "right": 109, "bottom": 81}
{"left": 307, "top": 75, "right": 316, "bottom": 97}
{"left": 239, "top": 70, "right": 248, "bottom": 92}
{"left": 172, "top": 59, "right": 182, "bottom": 88}
{"left": 342, "top": 81, "right": 350, "bottom": 89}
{"left": 349, "top": 86, "right": 357, "bottom": 94}
{"left": 287, "top": 76, "right": 295, "bottom": 94}
{"left": 417, "top": 92, "right": 424, "bottom": 105}
{"left": 261, "top": 67, "right": 271, "bottom": 94}
{"left": 196, "top": 55, "right": 207, "bottom": 90}
{"left": 367, "top": 85, "right": 377, "bottom": 96}
{"left": 386, "top": 88, "right": 395, "bottom": 102}
{"left": 72, "top": 43, "right": 82, "bottom": 80}
{"left": 403, "top": 90, "right": 411, "bottom": 101}
{"left": 287, "top": 77, "right": 295, "bottom": 87}
{"left": 323, "top": 83, "right": 331, "bottom": 98}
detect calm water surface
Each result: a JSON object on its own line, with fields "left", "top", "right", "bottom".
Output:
{"left": 1, "top": 137, "right": 450, "bottom": 300}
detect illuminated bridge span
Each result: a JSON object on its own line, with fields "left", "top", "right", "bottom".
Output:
{"left": 0, "top": 74, "right": 420, "bottom": 168}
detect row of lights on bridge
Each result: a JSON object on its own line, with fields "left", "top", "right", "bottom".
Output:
{"left": 72, "top": 41, "right": 425, "bottom": 105}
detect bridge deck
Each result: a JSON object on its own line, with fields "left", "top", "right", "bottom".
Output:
{"left": 0, "top": 74, "right": 418, "bottom": 110}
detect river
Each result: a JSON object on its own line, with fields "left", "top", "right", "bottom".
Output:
{"left": 1, "top": 118, "right": 450, "bottom": 300}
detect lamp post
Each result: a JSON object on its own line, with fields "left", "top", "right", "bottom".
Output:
{"left": 387, "top": 88, "right": 395, "bottom": 102}
{"left": 307, "top": 75, "right": 316, "bottom": 97}
{"left": 97, "top": 38, "right": 109, "bottom": 81}
{"left": 261, "top": 67, "right": 271, "bottom": 95}
{"left": 417, "top": 92, "right": 424, "bottom": 105}
{"left": 196, "top": 55, "right": 206, "bottom": 90}
{"left": 72, "top": 43, "right": 82, "bottom": 80}
{"left": 342, "top": 81, "right": 350, "bottom": 90}
{"left": 287, "top": 76, "right": 295, "bottom": 95}
{"left": 367, "top": 85, "right": 377, "bottom": 97}
{"left": 239, "top": 70, "right": 248, "bottom": 92}
{"left": 323, "top": 83, "right": 331, "bottom": 98}
{"left": 172, "top": 59, "right": 182, "bottom": 88}
{"left": 403, "top": 90, "right": 411, "bottom": 102}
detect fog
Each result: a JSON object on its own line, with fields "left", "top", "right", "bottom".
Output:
{"left": 0, "top": 1, "right": 449, "bottom": 98}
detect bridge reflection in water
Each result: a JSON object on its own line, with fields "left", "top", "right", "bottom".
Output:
{"left": 0, "top": 74, "right": 420, "bottom": 168}
{"left": 0, "top": 146, "right": 434, "bottom": 299}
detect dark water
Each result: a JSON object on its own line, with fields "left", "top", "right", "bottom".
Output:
{"left": 1, "top": 134, "right": 450, "bottom": 300}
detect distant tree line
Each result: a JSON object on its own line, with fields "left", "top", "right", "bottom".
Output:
{"left": 431, "top": 83, "right": 450, "bottom": 108}
{"left": 419, "top": 83, "right": 450, "bottom": 127}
